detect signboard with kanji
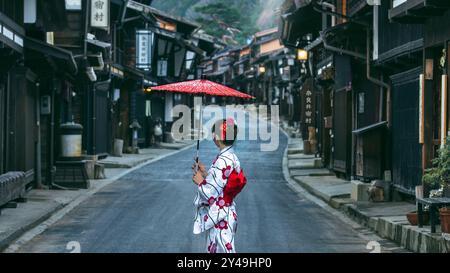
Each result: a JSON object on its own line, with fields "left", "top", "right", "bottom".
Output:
{"left": 91, "top": 0, "right": 109, "bottom": 29}
{"left": 157, "top": 59, "right": 168, "bottom": 77}
{"left": 301, "top": 79, "right": 315, "bottom": 126}
{"left": 136, "top": 30, "right": 154, "bottom": 70}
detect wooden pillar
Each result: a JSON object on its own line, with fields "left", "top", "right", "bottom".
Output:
{"left": 442, "top": 74, "right": 448, "bottom": 147}
{"left": 422, "top": 49, "right": 434, "bottom": 170}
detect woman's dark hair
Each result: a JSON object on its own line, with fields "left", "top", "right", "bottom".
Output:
{"left": 211, "top": 118, "right": 238, "bottom": 146}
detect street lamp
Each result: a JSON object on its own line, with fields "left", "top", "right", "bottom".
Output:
{"left": 259, "top": 66, "right": 266, "bottom": 74}
{"left": 297, "top": 49, "right": 308, "bottom": 61}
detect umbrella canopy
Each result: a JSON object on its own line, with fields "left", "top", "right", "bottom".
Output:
{"left": 151, "top": 79, "right": 255, "bottom": 99}
{"left": 151, "top": 79, "right": 254, "bottom": 172}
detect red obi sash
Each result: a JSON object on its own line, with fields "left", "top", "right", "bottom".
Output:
{"left": 223, "top": 168, "right": 247, "bottom": 205}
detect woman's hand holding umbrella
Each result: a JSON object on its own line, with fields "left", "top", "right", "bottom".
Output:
{"left": 192, "top": 160, "right": 207, "bottom": 182}
{"left": 192, "top": 167, "right": 205, "bottom": 185}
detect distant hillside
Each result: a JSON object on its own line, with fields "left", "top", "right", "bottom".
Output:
{"left": 152, "top": 0, "right": 283, "bottom": 41}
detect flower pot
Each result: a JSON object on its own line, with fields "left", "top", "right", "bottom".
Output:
{"left": 406, "top": 211, "right": 429, "bottom": 226}
{"left": 439, "top": 207, "right": 450, "bottom": 233}
{"left": 303, "top": 140, "right": 311, "bottom": 154}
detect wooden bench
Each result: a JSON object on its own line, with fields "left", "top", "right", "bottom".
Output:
{"left": 417, "top": 197, "right": 450, "bottom": 233}
{"left": 0, "top": 172, "right": 27, "bottom": 215}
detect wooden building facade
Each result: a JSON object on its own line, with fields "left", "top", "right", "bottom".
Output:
{"left": 278, "top": 0, "right": 438, "bottom": 197}
{"left": 0, "top": 0, "right": 217, "bottom": 193}
{"left": 389, "top": 0, "right": 450, "bottom": 195}
{"left": 1, "top": 0, "right": 36, "bottom": 187}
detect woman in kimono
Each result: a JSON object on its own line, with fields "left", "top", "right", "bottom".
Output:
{"left": 192, "top": 118, "right": 246, "bottom": 253}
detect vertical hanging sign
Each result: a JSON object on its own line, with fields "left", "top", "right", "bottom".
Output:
{"left": 419, "top": 74, "right": 424, "bottom": 144}
{"left": 441, "top": 74, "right": 448, "bottom": 147}
{"left": 91, "top": 0, "right": 109, "bottom": 29}
{"left": 157, "top": 59, "right": 168, "bottom": 77}
{"left": 302, "top": 79, "right": 316, "bottom": 150}
{"left": 302, "top": 79, "right": 315, "bottom": 126}
{"left": 305, "top": 89, "right": 313, "bottom": 125}
{"left": 136, "top": 30, "right": 154, "bottom": 70}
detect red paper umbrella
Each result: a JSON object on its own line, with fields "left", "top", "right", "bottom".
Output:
{"left": 152, "top": 79, "right": 254, "bottom": 171}
{"left": 151, "top": 79, "right": 255, "bottom": 98}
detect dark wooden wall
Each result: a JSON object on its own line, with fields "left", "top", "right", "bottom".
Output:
{"left": 5, "top": 67, "right": 37, "bottom": 173}
{"left": 378, "top": 1, "right": 424, "bottom": 56}
{"left": 390, "top": 66, "right": 423, "bottom": 194}
{"left": 95, "top": 89, "right": 110, "bottom": 154}
{"left": 333, "top": 88, "right": 352, "bottom": 177}
{"left": 0, "top": 76, "right": 6, "bottom": 174}
{"left": 425, "top": 9, "right": 450, "bottom": 47}
{"left": 332, "top": 55, "right": 353, "bottom": 177}
{"left": 353, "top": 61, "right": 380, "bottom": 129}
{"left": 0, "top": 0, "right": 24, "bottom": 24}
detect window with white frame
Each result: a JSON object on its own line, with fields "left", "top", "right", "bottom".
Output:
{"left": 185, "top": 51, "right": 195, "bottom": 70}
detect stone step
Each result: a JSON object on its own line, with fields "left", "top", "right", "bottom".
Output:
{"left": 329, "top": 198, "right": 353, "bottom": 209}
{"left": 287, "top": 148, "right": 303, "bottom": 155}
{"left": 292, "top": 176, "right": 352, "bottom": 203}
{"left": 288, "top": 160, "right": 315, "bottom": 170}
{"left": 100, "top": 157, "right": 153, "bottom": 169}
{"left": 289, "top": 168, "right": 334, "bottom": 177}
{"left": 288, "top": 154, "right": 316, "bottom": 160}
{"left": 288, "top": 158, "right": 323, "bottom": 169}
{"left": 288, "top": 138, "right": 303, "bottom": 145}
{"left": 288, "top": 143, "right": 303, "bottom": 149}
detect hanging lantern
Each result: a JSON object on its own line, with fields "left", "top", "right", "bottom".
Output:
{"left": 297, "top": 49, "right": 308, "bottom": 61}
{"left": 259, "top": 66, "right": 266, "bottom": 74}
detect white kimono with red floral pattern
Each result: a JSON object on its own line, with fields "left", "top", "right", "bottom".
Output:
{"left": 193, "top": 146, "right": 240, "bottom": 253}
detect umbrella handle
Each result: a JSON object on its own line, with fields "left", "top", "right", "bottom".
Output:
{"left": 195, "top": 96, "right": 203, "bottom": 173}
{"left": 195, "top": 140, "right": 199, "bottom": 173}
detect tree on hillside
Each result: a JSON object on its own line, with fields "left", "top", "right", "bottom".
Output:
{"left": 152, "top": 0, "right": 199, "bottom": 17}
{"left": 194, "top": 2, "right": 258, "bottom": 45}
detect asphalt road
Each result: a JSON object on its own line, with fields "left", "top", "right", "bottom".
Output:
{"left": 17, "top": 107, "right": 389, "bottom": 253}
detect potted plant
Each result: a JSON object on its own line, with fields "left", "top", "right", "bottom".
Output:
{"left": 422, "top": 136, "right": 450, "bottom": 233}
{"left": 422, "top": 136, "right": 450, "bottom": 195}
{"left": 441, "top": 207, "right": 450, "bottom": 234}
{"left": 406, "top": 185, "right": 430, "bottom": 226}
{"left": 406, "top": 211, "right": 429, "bottom": 226}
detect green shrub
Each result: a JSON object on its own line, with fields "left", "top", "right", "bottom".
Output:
{"left": 422, "top": 136, "right": 450, "bottom": 192}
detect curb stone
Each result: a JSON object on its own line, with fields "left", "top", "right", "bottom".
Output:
{"left": 0, "top": 203, "right": 64, "bottom": 252}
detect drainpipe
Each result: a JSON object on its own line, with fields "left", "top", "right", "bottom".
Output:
{"left": 320, "top": 29, "right": 390, "bottom": 125}
{"left": 313, "top": 1, "right": 370, "bottom": 28}
{"left": 35, "top": 82, "right": 42, "bottom": 189}
{"left": 320, "top": 31, "right": 366, "bottom": 61}
{"left": 319, "top": 1, "right": 336, "bottom": 27}
{"left": 320, "top": 26, "right": 364, "bottom": 172}
{"left": 364, "top": 27, "right": 391, "bottom": 186}
{"left": 365, "top": 29, "right": 391, "bottom": 126}
{"left": 93, "top": 83, "right": 96, "bottom": 155}
{"left": 49, "top": 82, "right": 56, "bottom": 187}
{"left": 84, "top": 0, "right": 90, "bottom": 58}
{"left": 351, "top": 75, "right": 356, "bottom": 179}
{"left": 83, "top": 0, "right": 90, "bottom": 155}
{"left": 319, "top": 27, "right": 391, "bottom": 180}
